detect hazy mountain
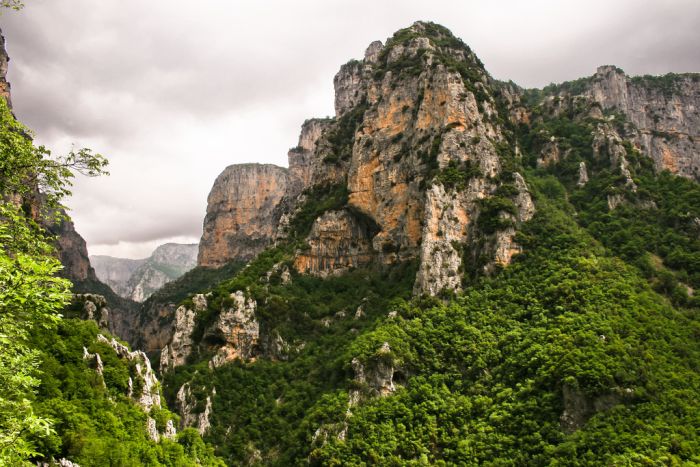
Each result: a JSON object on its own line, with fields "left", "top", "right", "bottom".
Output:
{"left": 91, "top": 243, "right": 198, "bottom": 302}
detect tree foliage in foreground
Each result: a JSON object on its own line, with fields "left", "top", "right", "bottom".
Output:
{"left": 0, "top": 95, "right": 104, "bottom": 464}
{"left": 0, "top": 95, "right": 223, "bottom": 465}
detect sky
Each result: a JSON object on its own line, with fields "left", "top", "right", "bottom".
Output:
{"left": 1, "top": 0, "right": 699, "bottom": 258}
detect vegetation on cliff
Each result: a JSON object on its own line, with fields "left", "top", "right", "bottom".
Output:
{"left": 149, "top": 23, "right": 700, "bottom": 465}
{"left": 3, "top": 17, "right": 700, "bottom": 466}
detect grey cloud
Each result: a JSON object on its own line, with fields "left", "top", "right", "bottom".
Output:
{"left": 0, "top": 0, "right": 698, "bottom": 257}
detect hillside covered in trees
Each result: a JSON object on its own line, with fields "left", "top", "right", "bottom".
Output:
{"left": 1, "top": 11, "right": 699, "bottom": 467}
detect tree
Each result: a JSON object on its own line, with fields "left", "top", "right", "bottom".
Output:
{"left": 0, "top": 96, "right": 108, "bottom": 464}
{"left": 0, "top": 1, "right": 23, "bottom": 11}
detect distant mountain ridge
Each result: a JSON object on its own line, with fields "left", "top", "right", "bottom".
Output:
{"left": 91, "top": 243, "right": 198, "bottom": 302}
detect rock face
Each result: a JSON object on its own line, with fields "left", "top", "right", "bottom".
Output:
{"left": 288, "top": 119, "right": 333, "bottom": 195}
{"left": 50, "top": 215, "right": 99, "bottom": 284}
{"left": 351, "top": 342, "right": 396, "bottom": 398}
{"left": 92, "top": 243, "right": 198, "bottom": 302}
{"left": 96, "top": 334, "right": 162, "bottom": 412}
{"left": 177, "top": 383, "right": 215, "bottom": 435}
{"left": 160, "top": 294, "right": 206, "bottom": 373}
{"left": 413, "top": 184, "right": 475, "bottom": 295}
{"left": 294, "top": 209, "right": 375, "bottom": 277}
{"left": 159, "top": 290, "right": 261, "bottom": 372}
{"left": 560, "top": 384, "right": 634, "bottom": 434}
{"left": 84, "top": 332, "right": 176, "bottom": 442}
{"left": 585, "top": 66, "right": 700, "bottom": 179}
{"left": 205, "top": 291, "right": 260, "bottom": 367}
{"left": 198, "top": 164, "right": 289, "bottom": 268}
{"left": 0, "top": 30, "right": 11, "bottom": 107}
{"left": 72, "top": 294, "right": 110, "bottom": 329}
{"left": 194, "top": 22, "right": 537, "bottom": 296}
{"left": 287, "top": 22, "right": 535, "bottom": 292}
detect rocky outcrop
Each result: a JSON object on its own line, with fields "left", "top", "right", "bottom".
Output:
{"left": 146, "top": 417, "right": 176, "bottom": 442}
{"left": 586, "top": 66, "right": 700, "bottom": 180}
{"left": 334, "top": 59, "right": 366, "bottom": 117}
{"left": 198, "top": 164, "right": 289, "bottom": 268}
{"left": 194, "top": 22, "right": 538, "bottom": 294}
{"left": 72, "top": 294, "right": 110, "bottom": 329}
{"left": 294, "top": 209, "right": 375, "bottom": 277}
{"left": 591, "top": 123, "right": 637, "bottom": 190}
{"left": 290, "top": 22, "right": 534, "bottom": 286}
{"left": 577, "top": 162, "right": 589, "bottom": 186}
{"left": 49, "top": 215, "right": 99, "bottom": 284}
{"left": 82, "top": 346, "right": 104, "bottom": 379}
{"left": 36, "top": 459, "right": 81, "bottom": 467}
{"left": 560, "top": 384, "right": 634, "bottom": 434}
{"left": 312, "top": 341, "right": 398, "bottom": 449}
{"left": 177, "top": 382, "right": 215, "bottom": 435}
{"left": 96, "top": 334, "right": 161, "bottom": 412}
{"left": 351, "top": 342, "right": 396, "bottom": 398}
{"left": 83, "top": 332, "right": 177, "bottom": 442}
{"left": 288, "top": 119, "right": 333, "bottom": 194}
{"left": 490, "top": 173, "right": 536, "bottom": 268}
{"left": 413, "top": 184, "right": 473, "bottom": 295}
{"left": 205, "top": 291, "right": 260, "bottom": 367}
{"left": 160, "top": 294, "right": 206, "bottom": 373}
{"left": 0, "top": 30, "right": 11, "bottom": 107}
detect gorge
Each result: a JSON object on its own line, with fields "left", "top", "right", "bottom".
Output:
{"left": 2, "top": 18, "right": 700, "bottom": 467}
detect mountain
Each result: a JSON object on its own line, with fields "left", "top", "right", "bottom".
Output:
{"left": 130, "top": 21, "right": 700, "bottom": 465}
{"left": 4, "top": 18, "right": 699, "bottom": 465}
{"left": 90, "top": 255, "right": 145, "bottom": 297}
{"left": 91, "top": 243, "right": 198, "bottom": 302}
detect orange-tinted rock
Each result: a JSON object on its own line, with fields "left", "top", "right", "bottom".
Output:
{"left": 294, "top": 210, "right": 375, "bottom": 277}
{"left": 198, "top": 164, "right": 289, "bottom": 267}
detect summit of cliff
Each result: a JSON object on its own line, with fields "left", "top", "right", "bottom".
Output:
{"left": 196, "top": 21, "right": 535, "bottom": 296}
{"left": 22, "top": 20, "right": 700, "bottom": 466}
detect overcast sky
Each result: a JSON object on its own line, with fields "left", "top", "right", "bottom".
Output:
{"left": 1, "top": 0, "right": 698, "bottom": 258}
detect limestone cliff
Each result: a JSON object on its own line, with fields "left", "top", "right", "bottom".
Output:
{"left": 557, "top": 66, "right": 700, "bottom": 180}
{"left": 196, "top": 22, "right": 536, "bottom": 295}
{"left": 205, "top": 290, "right": 260, "bottom": 368}
{"left": 160, "top": 294, "right": 207, "bottom": 372}
{"left": 291, "top": 22, "right": 535, "bottom": 293}
{"left": 287, "top": 119, "right": 334, "bottom": 195}
{"left": 198, "top": 164, "right": 289, "bottom": 267}
{"left": 48, "top": 214, "right": 99, "bottom": 284}
{"left": 294, "top": 209, "right": 376, "bottom": 277}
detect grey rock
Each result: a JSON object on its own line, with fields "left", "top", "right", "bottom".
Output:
{"left": 587, "top": 66, "right": 700, "bottom": 180}
{"left": 96, "top": 334, "right": 161, "bottom": 412}
{"left": 577, "top": 161, "right": 589, "bottom": 186}
{"left": 160, "top": 295, "right": 205, "bottom": 373}
{"left": 177, "top": 382, "right": 215, "bottom": 435}
{"left": 206, "top": 291, "right": 260, "bottom": 367}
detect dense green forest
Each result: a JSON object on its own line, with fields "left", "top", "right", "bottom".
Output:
{"left": 160, "top": 173, "right": 700, "bottom": 465}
